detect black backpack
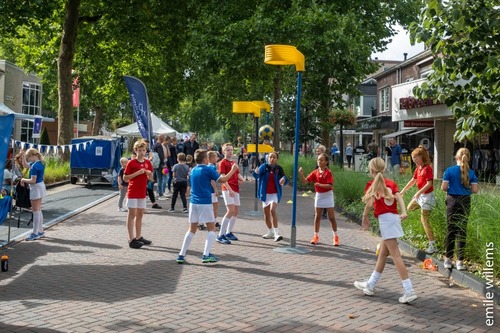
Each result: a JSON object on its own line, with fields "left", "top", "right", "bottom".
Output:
{"left": 15, "top": 183, "right": 31, "bottom": 209}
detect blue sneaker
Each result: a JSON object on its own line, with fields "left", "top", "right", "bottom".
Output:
{"left": 216, "top": 235, "right": 231, "bottom": 245}
{"left": 225, "top": 232, "right": 238, "bottom": 241}
{"left": 25, "top": 233, "right": 39, "bottom": 241}
{"left": 37, "top": 232, "right": 45, "bottom": 239}
{"left": 202, "top": 253, "right": 220, "bottom": 263}
{"left": 176, "top": 255, "right": 185, "bottom": 264}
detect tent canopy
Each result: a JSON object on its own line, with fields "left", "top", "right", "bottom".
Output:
{"left": 115, "top": 113, "right": 178, "bottom": 138}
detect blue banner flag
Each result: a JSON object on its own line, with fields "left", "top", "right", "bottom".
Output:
{"left": 33, "top": 116, "right": 43, "bottom": 139}
{"left": 123, "top": 76, "right": 152, "bottom": 142}
{"left": 0, "top": 114, "right": 15, "bottom": 187}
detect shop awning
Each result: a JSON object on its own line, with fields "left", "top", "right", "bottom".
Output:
{"left": 408, "top": 127, "right": 433, "bottom": 136}
{"left": 382, "top": 128, "right": 416, "bottom": 139}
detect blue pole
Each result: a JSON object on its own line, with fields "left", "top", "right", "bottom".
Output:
{"left": 290, "top": 71, "right": 302, "bottom": 248}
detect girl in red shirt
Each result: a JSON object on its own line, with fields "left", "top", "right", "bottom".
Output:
{"left": 401, "top": 146, "right": 437, "bottom": 254}
{"left": 354, "top": 157, "right": 417, "bottom": 304}
{"left": 298, "top": 153, "right": 339, "bottom": 246}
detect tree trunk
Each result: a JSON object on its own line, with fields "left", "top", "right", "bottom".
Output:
{"left": 57, "top": 0, "right": 81, "bottom": 160}
{"left": 92, "top": 106, "right": 103, "bottom": 136}
{"left": 273, "top": 67, "right": 281, "bottom": 151}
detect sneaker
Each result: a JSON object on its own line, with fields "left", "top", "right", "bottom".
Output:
{"left": 25, "top": 233, "right": 39, "bottom": 241}
{"left": 354, "top": 280, "right": 375, "bottom": 296}
{"left": 274, "top": 234, "right": 283, "bottom": 242}
{"left": 262, "top": 231, "right": 275, "bottom": 239}
{"left": 456, "top": 260, "right": 466, "bottom": 271}
{"left": 158, "top": 195, "right": 167, "bottom": 200}
{"left": 198, "top": 224, "right": 206, "bottom": 230}
{"left": 182, "top": 208, "right": 188, "bottom": 213}
{"left": 399, "top": 290, "right": 418, "bottom": 304}
{"left": 225, "top": 232, "right": 238, "bottom": 241}
{"left": 310, "top": 234, "right": 319, "bottom": 245}
{"left": 137, "top": 237, "right": 152, "bottom": 245}
{"left": 202, "top": 253, "right": 220, "bottom": 263}
{"left": 215, "top": 222, "right": 221, "bottom": 231}
{"left": 129, "top": 238, "right": 144, "bottom": 249}
{"left": 176, "top": 255, "right": 185, "bottom": 264}
{"left": 333, "top": 235, "right": 340, "bottom": 246}
{"left": 443, "top": 257, "right": 452, "bottom": 269}
{"left": 216, "top": 235, "right": 231, "bottom": 245}
{"left": 167, "top": 208, "right": 175, "bottom": 213}
{"left": 151, "top": 204, "right": 162, "bottom": 209}
{"left": 425, "top": 242, "right": 437, "bottom": 254}
{"left": 37, "top": 232, "right": 45, "bottom": 239}
{"left": 118, "top": 207, "right": 128, "bottom": 212}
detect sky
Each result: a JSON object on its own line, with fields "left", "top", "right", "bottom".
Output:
{"left": 371, "top": 24, "right": 425, "bottom": 61}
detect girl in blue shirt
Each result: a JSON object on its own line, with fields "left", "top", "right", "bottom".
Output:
{"left": 20, "top": 148, "right": 47, "bottom": 241}
{"left": 441, "top": 148, "right": 479, "bottom": 271}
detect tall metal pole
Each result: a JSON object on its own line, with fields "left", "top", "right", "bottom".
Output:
{"left": 254, "top": 115, "right": 259, "bottom": 212}
{"left": 290, "top": 71, "right": 302, "bottom": 248}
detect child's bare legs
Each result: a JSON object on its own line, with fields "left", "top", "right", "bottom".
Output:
{"left": 264, "top": 205, "right": 272, "bottom": 229}
{"left": 314, "top": 207, "right": 322, "bottom": 233}
{"left": 134, "top": 208, "right": 144, "bottom": 239}
{"left": 127, "top": 208, "right": 138, "bottom": 240}
{"left": 327, "top": 207, "right": 337, "bottom": 231}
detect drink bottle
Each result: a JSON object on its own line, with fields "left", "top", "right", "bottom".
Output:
{"left": 1, "top": 255, "right": 8, "bottom": 272}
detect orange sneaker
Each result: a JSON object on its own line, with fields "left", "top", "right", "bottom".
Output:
{"left": 310, "top": 234, "right": 319, "bottom": 245}
{"left": 333, "top": 235, "right": 340, "bottom": 246}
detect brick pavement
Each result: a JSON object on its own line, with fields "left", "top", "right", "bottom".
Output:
{"left": 0, "top": 180, "right": 496, "bottom": 332}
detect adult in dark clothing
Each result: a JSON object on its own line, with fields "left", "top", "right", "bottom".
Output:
{"left": 152, "top": 134, "right": 165, "bottom": 198}
{"left": 183, "top": 133, "right": 199, "bottom": 156}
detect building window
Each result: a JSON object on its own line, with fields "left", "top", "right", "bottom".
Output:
{"left": 21, "top": 82, "right": 42, "bottom": 142}
{"left": 379, "top": 87, "right": 389, "bottom": 113}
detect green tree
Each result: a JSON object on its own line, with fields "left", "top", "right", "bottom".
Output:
{"left": 410, "top": 0, "right": 500, "bottom": 141}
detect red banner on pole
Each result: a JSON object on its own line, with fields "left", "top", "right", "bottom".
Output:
{"left": 72, "top": 77, "right": 80, "bottom": 107}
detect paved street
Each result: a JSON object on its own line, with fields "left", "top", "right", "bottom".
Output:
{"left": 0, "top": 180, "right": 495, "bottom": 332}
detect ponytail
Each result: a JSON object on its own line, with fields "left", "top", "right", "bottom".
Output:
{"left": 25, "top": 148, "right": 44, "bottom": 163}
{"left": 362, "top": 157, "right": 394, "bottom": 202}
{"left": 456, "top": 148, "right": 470, "bottom": 188}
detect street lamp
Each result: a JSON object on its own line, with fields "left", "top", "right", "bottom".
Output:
{"left": 232, "top": 101, "right": 271, "bottom": 215}
{"left": 264, "top": 44, "right": 309, "bottom": 254}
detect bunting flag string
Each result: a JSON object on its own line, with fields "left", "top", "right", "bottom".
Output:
{"left": 11, "top": 139, "right": 95, "bottom": 154}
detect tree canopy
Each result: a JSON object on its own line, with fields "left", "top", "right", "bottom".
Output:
{"left": 410, "top": 0, "right": 500, "bottom": 141}
{"left": 1, "top": 0, "right": 423, "bottom": 147}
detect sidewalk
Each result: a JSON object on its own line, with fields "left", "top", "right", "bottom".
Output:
{"left": 0, "top": 180, "right": 495, "bottom": 332}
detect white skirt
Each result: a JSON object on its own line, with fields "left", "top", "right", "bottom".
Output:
{"left": 378, "top": 213, "right": 404, "bottom": 240}
{"left": 262, "top": 193, "right": 278, "bottom": 208}
{"left": 29, "top": 182, "right": 47, "bottom": 200}
{"left": 315, "top": 190, "right": 334, "bottom": 208}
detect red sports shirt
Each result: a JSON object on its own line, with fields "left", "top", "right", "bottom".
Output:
{"left": 125, "top": 158, "right": 152, "bottom": 199}
{"left": 306, "top": 168, "right": 334, "bottom": 193}
{"left": 364, "top": 179, "right": 400, "bottom": 218}
{"left": 413, "top": 165, "right": 434, "bottom": 193}
{"left": 219, "top": 158, "right": 240, "bottom": 192}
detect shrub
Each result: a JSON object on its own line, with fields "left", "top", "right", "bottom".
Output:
{"left": 43, "top": 155, "right": 70, "bottom": 184}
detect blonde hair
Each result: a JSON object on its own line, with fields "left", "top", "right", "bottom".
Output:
{"left": 120, "top": 157, "right": 129, "bottom": 165}
{"left": 455, "top": 148, "right": 471, "bottom": 188}
{"left": 362, "top": 157, "right": 393, "bottom": 203}
{"left": 208, "top": 151, "right": 218, "bottom": 160}
{"left": 133, "top": 139, "right": 148, "bottom": 150}
{"left": 25, "top": 148, "right": 44, "bottom": 162}
{"left": 411, "top": 145, "right": 431, "bottom": 166}
{"left": 316, "top": 145, "right": 326, "bottom": 154}
{"left": 177, "top": 152, "right": 186, "bottom": 162}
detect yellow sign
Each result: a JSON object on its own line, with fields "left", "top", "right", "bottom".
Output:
{"left": 247, "top": 144, "right": 274, "bottom": 153}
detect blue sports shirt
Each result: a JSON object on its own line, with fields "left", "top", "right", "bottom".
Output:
{"left": 29, "top": 161, "right": 45, "bottom": 183}
{"left": 189, "top": 164, "right": 220, "bottom": 204}
{"left": 442, "top": 165, "right": 478, "bottom": 196}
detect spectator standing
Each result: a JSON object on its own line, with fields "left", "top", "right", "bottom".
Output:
{"left": 389, "top": 138, "right": 403, "bottom": 178}
{"left": 168, "top": 152, "right": 189, "bottom": 213}
{"left": 117, "top": 157, "right": 129, "bottom": 212}
{"left": 345, "top": 143, "right": 353, "bottom": 168}
{"left": 183, "top": 133, "right": 199, "bottom": 156}
{"left": 152, "top": 134, "right": 166, "bottom": 199}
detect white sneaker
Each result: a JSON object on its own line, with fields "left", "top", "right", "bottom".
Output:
{"left": 425, "top": 242, "right": 437, "bottom": 254}
{"left": 158, "top": 196, "right": 166, "bottom": 200}
{"left": 274, "top": 234, "right": 283, "bottom": 242}
{"left": 262, "top": 231, "right": 274, "bottom": 239}
{"left": 118, "top": 208, "right": 128, "bottom": 212}
{"left": 354, "top": 280, "right": 374, "bottom": 296}
{"left": 443, "top": 257, "right": 452, "bottom": 269}
{"left": 399, "top": 290, "right": 418, "bottom": 304}
{"left": 456, "top": 260, "right": 466, "bottom": 271}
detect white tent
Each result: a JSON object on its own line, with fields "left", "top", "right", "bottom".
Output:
{"left": 115, "top": 113, "right": 178, "bottom": 138}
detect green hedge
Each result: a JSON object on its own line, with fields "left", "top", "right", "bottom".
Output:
{"left": 278, "top": 152, "right": 500, "bottom": 280}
